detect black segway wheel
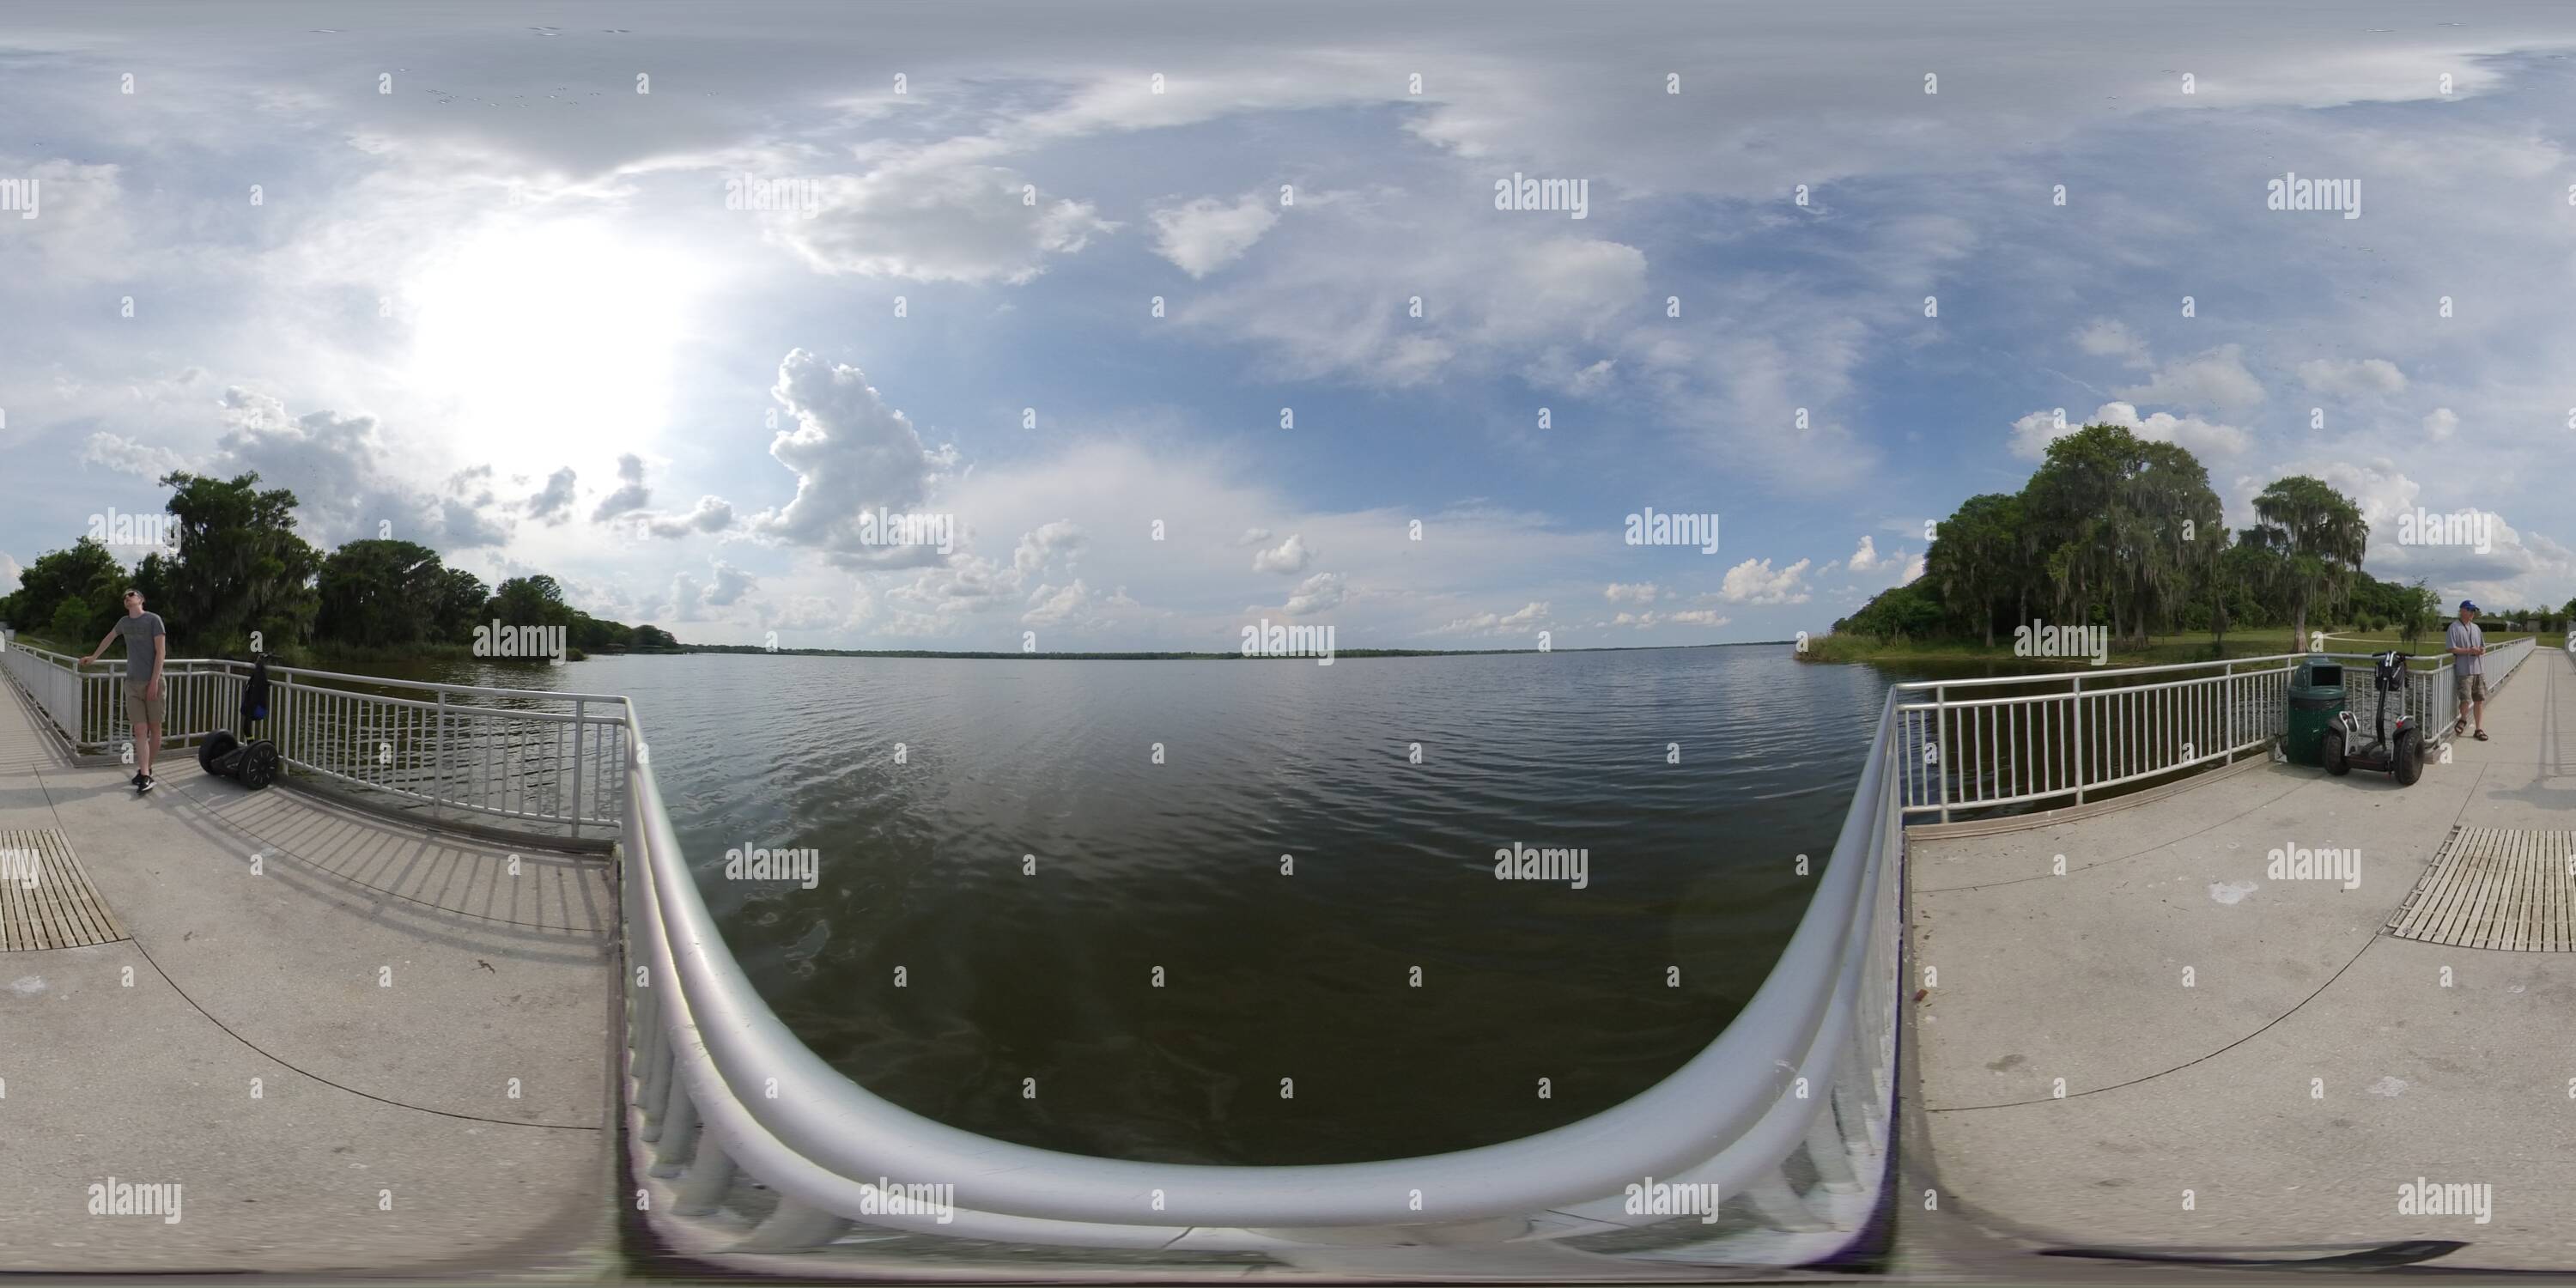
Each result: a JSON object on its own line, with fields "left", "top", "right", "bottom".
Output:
{"left": 2393, "top": 727, "right": 2422, "bottom": 787}
{"left": 2321, "top": 726, "right": 2349, "bottom": 776}
{"left": 199, "top": 730, "right": 240, "bottom": 776}
{"left": 240, "top": 741, "right": 281, "bottom": 790}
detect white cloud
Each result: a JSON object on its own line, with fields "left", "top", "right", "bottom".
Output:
{"left": 750, "top": 348, "right": 960, "bottom": 569}
{"left": 1281, "top": 571, "right": 1345, "bottom": 616}
{"left": 79, "top": 432, "right": 191, "bottom": 478}
{"left": 2424, "top": 407, "right": 2458, "bottom": 440}
{"left": 2115, "top": 344, "right": 2265, "bottom": 412}
{"left": 207, "top": 386, "right": 511, "bottom": 549}
{"left": 2075, "top": 319, "right": 2152, "bottom": 368}
{"left": 764, "top": 161, "right": 1115, "bottom": 285}
{"left": 592, "top": 453, "right": 652, "bottom": 521}
{"left": 2014, "top": 400, "right": 2251, "bottom": 461}
{"left": 1149, "top": 193, "right": 1280, "bottom": 278}
{"left": 1847, "top": 535, "right": 1885, "bottom": 572}
{"left": 705, "top": 559, "right": 757, "bottom": 608}
{"left": 526, "top": 467, "right": 577, "bottom": 526}
{"left": 1604, "top": 581, "right": 1658, "bottom": 604}
{"left": 0, "top": 551, "right": 21, "bottom": 598}
{"left": 1431, "top": 600, "right": 1550, "bottom": 636}
{"left": 2296, "top": 357, "right": 2408, "bottom": 397}
{"left": 1719, "top": 557, "right": 1812, "bottom": 605}
{"left": 1252, "top": 532, "right": 1314, "bottom": 574}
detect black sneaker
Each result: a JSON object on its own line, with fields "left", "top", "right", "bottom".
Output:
{"left": 131, "top": 771, "right": 145, "bottom": 790}
{"left": 138, "top": 775, "right": 155, "bottom": 793}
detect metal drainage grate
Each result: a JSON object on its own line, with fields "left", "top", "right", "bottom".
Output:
{"left": 2387, "top": 826, "right": 2576, "bottom": 951}
{"left": 0, "top": 828, "right": 128, "bottom": 951}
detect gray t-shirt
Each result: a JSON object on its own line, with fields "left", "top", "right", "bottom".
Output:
{"left": 2446, "top": 618, "right": 2483, "bottom": 675}
{"left": 113, "top": 611, "right": 166, "bottom": 683}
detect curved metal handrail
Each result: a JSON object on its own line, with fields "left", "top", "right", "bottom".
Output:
{"left": 621, "top": 678, "right": 1906, "bottom": 1241}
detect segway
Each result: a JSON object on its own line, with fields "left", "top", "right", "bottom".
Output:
{"left": 2322, "top": 649, "right": 2421, "bottom": 787}
{"left": 199, "top": 652, "right": 282, "bottom": 790}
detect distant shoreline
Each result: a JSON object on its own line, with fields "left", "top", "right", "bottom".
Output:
{"left": 675, "top": 640, "right": 1800, "bottom": 661}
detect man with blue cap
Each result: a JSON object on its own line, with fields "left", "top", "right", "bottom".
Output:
{"left": 2446, "top": 599, "right": 2487, "bottom": 741}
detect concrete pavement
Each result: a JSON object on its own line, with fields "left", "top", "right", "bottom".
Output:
{"left": 0, "top": 671, "right": 619, "bottom": 1274}
{"left": 1902, "top": 647, "right": 2576, "bottom": 1274}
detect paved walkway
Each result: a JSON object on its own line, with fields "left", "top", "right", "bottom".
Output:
{"left": 1905, "top": 647, "right": 2576, "bottom": 1273}
{"left": 0, "top": 674, "right": 617, "bottom": 1274}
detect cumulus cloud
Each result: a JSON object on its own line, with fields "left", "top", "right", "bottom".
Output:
{"left": 0, "top": 552, "right": 21, "bottom": 598}
{"left": 1847, "top": 535, "right": 1886, "bottom": 572}
{"left": 2297, "top": 357, "right": 2407, "bottom": 397}
{"left": 1281, "top": 571, "right": 1346, "bottom": 616}
{"left": 705, "top": 559, "right": 756, "bottom": 608}
{"left": 2075, "top": 319, "right": 2152, "bottom": 368}
{"left": 80, "top": 431, "right": 191, "bottom": 478}
{"left": 592, "top": 454, "right": 651, "bottom": 521}
{"left": 1022, "top": 578, "right": 1100, "bottom": 629}
{"left": 527, "top": 467, "right": 578, "bottom": 525}
{"left": 750, "top": 348, "right": 960, "bottom": 569}
{"left": 1431, "top": 600, "right": 1549, "bottom": 636}
{"left": 1150, "top": 193, "right": 1280, "bottom": 277}
{"left": 765, "top": 161, "right": 1115, "bottom": 285}
{"left": 1608, "top": 608, "right": 1728, "bottom": 629}
{"left": 1719, "top": 556, "right": 1812, "bottom": 605}
{"left": 1604, "top": 581, "right": 1658, "bottom": 604}
{"left": 2012, "top": 400, "right": 2250, "bottom": 461}
{"left": 207, "top": 386, "right": 510, "bottom": 549}
{"left": 1013, "top": 520, "right": 1085, "bottom": 576}
{"left": 2423, "top": 407, "right": 2458, "bottom": 440}
{"left": 639, "top": 495, "right": 737, "bottom": 538}
{"left": 1252, "top": 532, "right": 1314, "bottom": 574}
{"left": 2115, "top": 344, "right": 2265, "bottom": 412}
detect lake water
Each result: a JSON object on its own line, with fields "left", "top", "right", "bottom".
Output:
{"left": 338, "top": 645, "right": 1910, "bottom": 1164}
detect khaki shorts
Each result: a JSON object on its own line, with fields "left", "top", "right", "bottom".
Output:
{"left": 124, "top": 683, "right": 166, "bottom": 726}
{"left": 2456, "top": 672, "right": 2487, "bottom": 703}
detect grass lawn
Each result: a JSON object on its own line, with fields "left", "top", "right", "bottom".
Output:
{"left": 1803, "top": 624, "right": 2564, "bottom": 669}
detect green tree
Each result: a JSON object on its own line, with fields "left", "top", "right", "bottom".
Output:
{"left": 315, "top": 539, "right": 449, "bottom": 648}
{"left": 1923, "top": 493, "right": 2026, "bottom": 647}
{"left": 1, "top": 537, "right": 128, "bottom": 646}
{"left": 428, "top": 567, "right": 491, "bottom": 645}
{"left": 486, "top": 574, "right": 574, "bottom": 630}
{"left": 2241, "top": 476, "right": 2366, "bottom": 651}
{"left": 2021, "top": 425, "right": 2222, "bottom": 644}
{"left": 151, "top": 471, "right": 324, "bottom": 653}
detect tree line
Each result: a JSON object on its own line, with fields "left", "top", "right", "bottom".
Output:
{"left": 1836, "top": 423, "right": 2569, "bottom": 650}
{"left": 1, "top": 471, "right": 679, "bottom": 659}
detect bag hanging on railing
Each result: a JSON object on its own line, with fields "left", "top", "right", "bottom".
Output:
{"left": 242, "top": 653, "right": 271, "bottom": 727}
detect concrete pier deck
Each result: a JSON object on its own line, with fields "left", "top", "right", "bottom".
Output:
{"left": 1905, "top": 647, "right": 2576, "bottom": 1273}
{"left": 0, "top": 676, "right": 618, "bottom": 1273}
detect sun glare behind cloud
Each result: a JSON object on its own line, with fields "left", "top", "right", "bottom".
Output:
{"left": 408, "top": 218, "right": 699, "bottom": 473}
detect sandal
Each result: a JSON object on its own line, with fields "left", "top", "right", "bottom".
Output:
{"left": 2474, "top": 729, "right": 2489, "bottom": 741}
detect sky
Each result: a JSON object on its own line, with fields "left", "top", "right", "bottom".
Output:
{"left": 5, "top": 0, "right": 2576, "bottom": 651}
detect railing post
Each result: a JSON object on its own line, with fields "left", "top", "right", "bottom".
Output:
{"left": 570, "top": 697, "right": 586, "bottom": 842}
{"left": 1933, "top": 684, "right": 1948, "bottom": 824}
{"left": 2072, "top": 676, "right": 2086, "bottom": 805}
{"left": 435, "top": 690, "right": 448, "bottom": 816}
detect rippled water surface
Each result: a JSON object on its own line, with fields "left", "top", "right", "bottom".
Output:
{"left": 381, "top": 646, "right": 1905, "bottom": 1163}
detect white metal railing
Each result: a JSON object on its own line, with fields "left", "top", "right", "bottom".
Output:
{"left": 0, "top": 640, "right": 627, "bottom": 842}
{"left": 1898, "top": 636, "right": 2539, "bottom": 822}
{"left": 617, "top": 691, "right": 1908, "bottom": 1269}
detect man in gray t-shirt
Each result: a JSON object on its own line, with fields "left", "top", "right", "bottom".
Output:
{"left": 81, "top": 589, "right": 167, "bottom": 792}
{"left": 2445, "top": 599, "right": 2487, "bottom": 742}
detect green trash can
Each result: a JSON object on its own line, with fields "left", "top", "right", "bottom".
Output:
{"left": 2285, "top": 656, "right": 2346, "bottom": 767}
